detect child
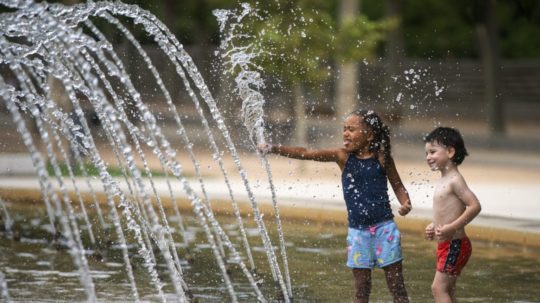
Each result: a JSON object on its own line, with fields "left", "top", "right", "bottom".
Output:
{"left": 259, "top": 109, "right": 412, "bottom": 303}
{"left": 423, "top": 127, "right": 481, "bottom": 303}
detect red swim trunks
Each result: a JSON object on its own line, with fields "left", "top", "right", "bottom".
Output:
{"left": 436, "top": 237, "right": 472, "bottom": 276}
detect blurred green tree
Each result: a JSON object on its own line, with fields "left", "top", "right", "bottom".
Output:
{"left": 36, "top": 0, "right": 540, "bottom": 138}
{"left": 220, "top": 0, "right": 393, "bottom": 145}
{"left": 21, "top": 0, "right": 540, "bottom": 58}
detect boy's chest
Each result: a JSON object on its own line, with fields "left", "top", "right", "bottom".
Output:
{"left": 433, "top": 184, "right": 452, "bottom": 202}
{"left": 432, "top": 182, "right": 456, "bottom": 206}
{"left": 432, "top": 180, "right": 464, "bottom": 216}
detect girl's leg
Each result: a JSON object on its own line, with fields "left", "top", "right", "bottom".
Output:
{"left": 383, "top": 261, "right": 409, "bottom": 303}
{"left": 431, "top": 271, "right": 457, "bottom": 303}
{"left": 352, "top": 268, "right": 372, "bottom": 303}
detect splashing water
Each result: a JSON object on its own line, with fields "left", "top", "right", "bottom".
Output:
{"left": 214, "top": 3, "right": 267, "bottom": 146}
{"left": 0, "top": 271, "right": 8, "bottom": 302}
{"left": 215, "top": 4, "right": 293, "bottom": 301}
{"left": 0, "top": 198, "right": 13, "bottom": 234}
{"left": 0, "top": 1, "right": 293, "bottom": 302}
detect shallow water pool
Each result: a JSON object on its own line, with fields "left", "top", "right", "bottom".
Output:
{"left": 1, "top": 200, "right": 539, "bottom": 302}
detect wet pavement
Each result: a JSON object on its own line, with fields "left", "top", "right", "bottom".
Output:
{"left": 1, "top": 123, "right": 539, "bottom": 246}
{"left": 1, "top": 144, "right": 539, "bottom": 244}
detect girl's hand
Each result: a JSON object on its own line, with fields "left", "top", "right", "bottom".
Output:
{"left": 425, "top": 223, "right": 435, "bottom": 240}
{"left": 398, "top": 202, "right": 412, "bottom": 216}
{"left": 257, "top": 143, "right": 273, "bottom": 155}
{"left": 435, "top": 224, "right": 455, "bottom": 241}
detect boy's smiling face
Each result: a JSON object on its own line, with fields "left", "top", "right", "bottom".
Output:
{"left": 424, "top": 140, "right": 454, "bottom": 171}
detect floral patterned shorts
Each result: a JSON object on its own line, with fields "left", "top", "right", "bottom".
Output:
{"left": 346, "top": 220, "right": 403, "bottom": 269}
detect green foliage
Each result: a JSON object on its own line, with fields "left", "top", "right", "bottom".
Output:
{"left": 45, "top": 162, "right": 170, "bottom": 178}
{"left": 46, "top": 161, "right": 100, "bottom": 177}
{"left": 498, "top": 0, "right": 540, "bottom": 58}
{"left": 31, "top": 0, "right": 540, "bottom": 59}
{"left": 248, "top": 5, "right": 335, "bottom": 86}
{"left": 401, "top": 0, "right": 477, "bottom": 58}
{"left": 336, "top": 15, "right": 397, "bottom": 62}
{"left": 381, "top": 0, "right": 540, "bottom": 59}
{"left": 223, "top": 0, "right": 392, "bottom": 88}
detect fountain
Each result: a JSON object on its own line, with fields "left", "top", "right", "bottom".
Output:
{"left": 0, "top": 0, "right": 292, "bottom": 302}
{"left": 3, "top": 1, "right": 540, "bottom": 303}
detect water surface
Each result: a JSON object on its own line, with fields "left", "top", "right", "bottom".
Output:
{"left": 1, "top": 200, "right": 539, "bottom": 302}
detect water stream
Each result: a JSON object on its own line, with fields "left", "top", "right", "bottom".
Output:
{"left": 0, "top": 0, "right": 292, "bottom": 302}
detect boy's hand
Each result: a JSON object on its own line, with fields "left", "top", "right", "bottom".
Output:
{"left": 425, "top": 223, "right": 435, "bottom": 240}
{"left": 398, "top": 202, "right": 412, "bottom": 216}
{"left": 257, "top": 143, "right": 273, "bottom": 155}
{"left": 435, "top": 224, "right": 455, "bottom": 241}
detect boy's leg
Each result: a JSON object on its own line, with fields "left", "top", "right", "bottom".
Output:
{"left": 352, "top": 268, "right": 371, "bottom": 303}
{"left": 431, "top": 271, "right": 457, "bottom": 303}
{"left": 383, "top": 261, "right": 409, "bottom": 303}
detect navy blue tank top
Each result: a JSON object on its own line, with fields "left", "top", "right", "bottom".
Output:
{"left": 341, "top": 154, "right": 394, "bottom": 228}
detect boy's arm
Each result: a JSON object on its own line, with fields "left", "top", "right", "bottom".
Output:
{"left": 385, "top": 156, "right": 412, "bottom": 216}
{"left": 436, "top": 175, "right": 481, "bottom": 240}
{"left": 449, "top": 175, "right": 482, "bottom": 229}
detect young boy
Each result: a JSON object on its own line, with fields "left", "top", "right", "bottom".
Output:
{"left": 423, "top": 127, "right": 481, "bottom": 303}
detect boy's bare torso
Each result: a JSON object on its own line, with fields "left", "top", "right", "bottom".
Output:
{"left": 432, "top": 170, "right": 467, "bottom": 240}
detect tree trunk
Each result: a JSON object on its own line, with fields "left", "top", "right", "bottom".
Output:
{"left": 335, "top": 0, "right": 360, "bottom": 143}
{"left": 293, "top": 84, "right": 307, "bottom": 170}
{"left": 384, "top": 0, "right": 404, "bottom": 126}
{"left": 293, "top": 84, "right": 307, "bottom": 147}
{"left": 476, "top": 0, "right": 504, "bottom": 135}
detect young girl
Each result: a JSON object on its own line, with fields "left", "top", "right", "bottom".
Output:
{"left": 259, "top": 109, "right": 412, "bottom": 303}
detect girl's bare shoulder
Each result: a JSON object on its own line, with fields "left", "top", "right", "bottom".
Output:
{"left": 332, "top": 148, "right": 350, "bottom": 168}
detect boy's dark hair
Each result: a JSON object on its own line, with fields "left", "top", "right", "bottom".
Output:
{"left": 424, "top": 127, "right": 468, "bottom": 165}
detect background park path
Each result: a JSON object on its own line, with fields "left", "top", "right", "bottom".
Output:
{"left": 1, "top": 118, "right": 540, "bottom": 247}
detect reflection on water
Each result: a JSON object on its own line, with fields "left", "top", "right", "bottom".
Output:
{"left": 1, "top": 200, "right": 539, "bottom": 302}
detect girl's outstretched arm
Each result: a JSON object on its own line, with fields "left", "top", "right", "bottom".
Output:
{"left": 258, "top": 143, "right": 348, "bottom": 168}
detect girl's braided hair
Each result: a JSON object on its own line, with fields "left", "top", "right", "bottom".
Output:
{"left": 349, "top": 109, "right": 392, "bottom": 169}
